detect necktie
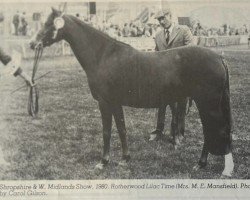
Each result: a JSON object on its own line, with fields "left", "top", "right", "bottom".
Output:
{"left": 165, "top": 29, "right": 170, "bottom": 44}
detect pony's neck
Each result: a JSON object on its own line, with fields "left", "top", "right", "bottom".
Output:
{"left": 63, "top": 15, "right": 116, "bottom": 74}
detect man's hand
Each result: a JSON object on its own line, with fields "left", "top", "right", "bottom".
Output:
{"left": 25, "top": 79, "right": 35, "bottom": 87}
{"left": 19, "top": 71, "right": 35, "bottom": 87}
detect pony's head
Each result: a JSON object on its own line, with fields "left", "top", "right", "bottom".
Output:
{"left": 30, "top": 8, "right": 65, "bottom": 49}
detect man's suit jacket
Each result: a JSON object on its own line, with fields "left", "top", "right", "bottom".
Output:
{"left": 155, "top": 24, "right": 193, "bottom": 51}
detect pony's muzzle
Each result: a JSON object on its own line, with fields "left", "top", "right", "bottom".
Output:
{"left": 29, "top": 40, "right": 37, "bottom": 50}
{"left": 30, "top": 40, "right": 43, "bottom": 50}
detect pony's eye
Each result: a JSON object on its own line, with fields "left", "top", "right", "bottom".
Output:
{"left": 44, "top": 21, "right": 53, "bottom": 28}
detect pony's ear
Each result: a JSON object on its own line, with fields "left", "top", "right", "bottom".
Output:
{"left": 51, "top": 7, "right": 60, "bottom": 16}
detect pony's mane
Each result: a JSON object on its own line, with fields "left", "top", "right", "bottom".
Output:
{"left": 67, "top": 15, "right": 132, "bottom": 48}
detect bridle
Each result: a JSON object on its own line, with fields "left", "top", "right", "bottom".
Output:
{"left": 27, "top": 5, "right": 67, "bottom": 117}
{"left": 28, "top": 42, "right": 44, "bottom": 117}
{"left": 27, "top": 11, "right": 65, "bottom": 117}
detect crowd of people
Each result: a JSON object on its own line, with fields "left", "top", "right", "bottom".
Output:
{"left": 75, "top": 14, "right": 162, "bottom": 39}
{"left": 12, "top": 11, "right": 28, "bottom": 36}
{"left": 80, "top": 14, "right": 249, "bottom": 39}
{"left": 100, "top": 21, "right": 162, "bottom": 39}
{"left": 8, "top": 10, "right": 249, "bottom": 39}
{"left": 192, "top": 22, "right": 249, "bottom": 37}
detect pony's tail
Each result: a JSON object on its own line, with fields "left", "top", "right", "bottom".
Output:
{"left": 221, "top": 57, "right": 233, "bottom": 134}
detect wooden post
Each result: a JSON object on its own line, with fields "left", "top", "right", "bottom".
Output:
{"left": 62, "top": 40, "right": 65, "bottom": 55}
{"left": 21, "top": 40, "right": 27, "bottom": 58}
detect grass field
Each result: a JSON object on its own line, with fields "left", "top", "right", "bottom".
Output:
{"left": 0, "top": 47, "right": 249, "bottom": 180}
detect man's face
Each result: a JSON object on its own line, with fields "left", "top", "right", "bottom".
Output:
{"left": 157, "top": 13, "right": 172, "bottom": 29}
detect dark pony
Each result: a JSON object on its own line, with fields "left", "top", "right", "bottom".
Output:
{"left": 30, "top": 8, "right": 234, "bottom": 177}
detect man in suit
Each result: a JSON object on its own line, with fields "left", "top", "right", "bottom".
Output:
{"left": 149, "top": 7, "right": 194, "bottom": 148}
{"left": 12, "top": 11, "right": 20, "bottom": 36}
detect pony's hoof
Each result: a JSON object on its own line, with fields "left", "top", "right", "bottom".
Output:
{"left": 95, "top": 163, "right": 104, "bottom": 170}
{"left": 149, "top": 134, "right": 157, "bottom": 141}
{"left": 118, "top": 155, "right": 130, "bottom": 167}
{"left": 221, "top": 170, "right": 233, "bottom": 178}
{"left": 220, "top": 174, "right": 232, "bottom": 179}
{"left": 173, "top": 135, "right": 184, "bottom": 148}
{"left": 173, "top": 141, "right": 182, "bottom": 150}
{"left": 222, "top": 153, "right": 234, "bottom": 178}
{"left": 193, "top": 161, "right": 207, "bottom": 171}
{"left": 149, "top": 130, "right": 163, "bottom": 141}
{"left": 173, "top": 142, "right": 181, "bottom": 150}
{"left": 122, "top": 155, "right": 131, "bottom": 162}
{"left": 118, "top": 160, "right": 128, "bottom": 167}
{"left": 193, "top": 164, "right": 200, "bottom": 171}
{"left": 95, "top": 158, "right": 109, "bottom": 170}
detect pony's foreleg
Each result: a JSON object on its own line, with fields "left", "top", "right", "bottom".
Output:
{"left": 95, "top": 101, "right": 112, "bottom": 170}
{"left": 113, "top": 105, "right": 130, "bottom": 166}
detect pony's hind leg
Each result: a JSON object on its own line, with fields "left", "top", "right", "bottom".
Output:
{"left": 95, "top": 101, "right": 112, "bottom": 170}
{"left": 222, "top": 152, "right": 234, "bottom": 177}
{"left": 195, "top": 96, "right": 234, "bottom": 177}
{"left": 112, "top": 105, "right": 130, "bottom": 166}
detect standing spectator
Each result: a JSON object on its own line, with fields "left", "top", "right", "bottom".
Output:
{"left": 149, "top": 6, "right": 194, "bottom": 143}
{"left": 243, "top": 24, "right": 248, "bottom": 34}
{"left": 114, "top": 26, "right": 122, "bottom": 37}
{"left": 75, "top": 13, "right": 84, "bottom": 22}
{"left": 20, "top": 12, "right": 28, "bottom": 36}
{"left": 101, "top": 20, "right": 109, "bottom": 33}
{"left": 248, "top": 31, "right": 250, "bottom": 48}
{"left": 137, "top": 24, "right": 144, "bottom": 37}
{"left": 223, "top": 24, "right": 227, "bottom": 35}
{"left": 235, "top": 29, "right": 239, "bottom": 35}
{"left": 130, "top": 24, "right": 138, "bottom": 37}
{"left": 194, "top": 22, "right": 203, "bottom": 36}
{"left": 10, "top": 22, "right": 15, "bottom": 35}
{"left": 122, "top": 23, "right": 130, "bottom": 37}
{"left": 12, "top": 11, "right": 20, "bottom": 36}
{"left": 107, "top": 24, "right": 117, "bottom": 39}
{"left": 143, "top": 24, "right": 151, "bottom": 37}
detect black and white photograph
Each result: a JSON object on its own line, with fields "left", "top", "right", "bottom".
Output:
{"left": 0, "top": 0, "right": 249, "bottom": 198}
